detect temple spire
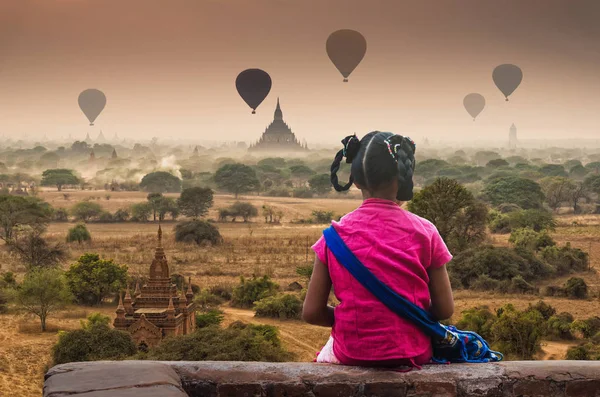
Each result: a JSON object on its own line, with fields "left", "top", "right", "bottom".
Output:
{"left": 274, "top": 97, "right": 283, "bottom": 121}
{"left": 158, "top": 224, "right": 162, "bottom": 247}
{"left": 116, "top": 292, "right": 125, "bottom": 319}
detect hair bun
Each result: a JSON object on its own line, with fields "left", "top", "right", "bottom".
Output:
{"left": 341, "top": 134, "right": 361, "bottom": 163}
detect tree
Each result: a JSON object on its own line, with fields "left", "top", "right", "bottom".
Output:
{"left": 214, "top": 163, "right": 260, "bottom": 198}
{"left": 174, "top": 220, "right": 222, "bottom": 245}
{"left": 483, "top": 176, "right": 545, "bottom": 209}
{"left": 10, "top": 228, "right": 66, "bottom": 270}
{"left": 408, "top": 178, "right": 488, "bottom": 253}
{"left": 229, "top": 202, "right": 258, "bottom": 222}
{"left": 67, "top": 224, "right": 92, "bottom": 244}
{"left": 130, "top": 202, "right": 152, "bottom": 222}
{"left": 486, "top": 159, "right": 509, "bottom": 168}
{"left": 569, "top": 164, "right": 589, "bottom": 180}
{"left": 177, "top": 187, "right": 214, "bottom": 219}
{"left": 540, "top": 177, "right": 576, "bottom": 212}
{"left": 65, "top": 253, "right": 128, "bottom": 305}
{"left": 569, "top": 181, "right": 588, "bottom": 213}
{"left": 538, "top": 164, "right": 568, "bottom": 177}
{"left": 0, "top": 195, "right": 52, "bottom": 242}
{"left": 157, "top": 197, "right": 179, "bottom": 221}
{"left": 40, "top": 169, "right": 80, "bottom": 191}
{"left": 139, "top": 171, "right": 182, "bottom": 193}
{"left": 39, "top": 152, "right": 61, "bottom": 168}
{"left": 147, "top": 193, "right": 163, "bottom": 221}
{"left": 52, "top": 314, "right": 136, "bottom": 364}
{"left": 71, "top": 201, "right": 103, "bottom": 222}
{"left": 491, "top": 305, "right": 545, "bottom": 360}
{"left": 308, "top": 174, "right": 332, "bottom": 195}
{"left": 16, "top": 268, "right": 72, "bottom": 331}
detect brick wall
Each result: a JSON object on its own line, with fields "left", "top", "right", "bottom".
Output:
{"left": 44, "top": 360, "right": 600, "bottom": 397}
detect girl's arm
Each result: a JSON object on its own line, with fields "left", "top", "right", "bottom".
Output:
{"left": 302, "top": 257, "right": 335, "bottom": 327}
{"left": 428, "top": 264, "right": 454, "bottom": 321}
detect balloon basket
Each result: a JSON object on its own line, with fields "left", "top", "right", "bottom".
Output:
{"left": 252, "top": 110, "right": 256, "bottom": 114}
{"left": 89, "top": 123, "right": 94, "bottom": 126}
{"left": 343, "top": 78, "right": 348, "bottom": 83}
{"left": 505, "top": 98, "right": 509, "bottom": 102}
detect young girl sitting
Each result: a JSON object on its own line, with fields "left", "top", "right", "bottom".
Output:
{"left": 302, "top": 131, "right": 454, "bottom": 367}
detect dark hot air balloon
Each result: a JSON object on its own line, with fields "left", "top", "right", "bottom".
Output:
{"left": 326, "top": 29, "right": 367, "bottom": 82}
{"left": 492, "top": 64, "right": 523, "bottom": 101}
{"left": 235, "top": 69, "right": 272, "bottom": 114}
{"left": 78, "top": 89, "right": 106, "bottom": 126}
{"left": 463, "top": 93, "right": 486, "bottom": 121}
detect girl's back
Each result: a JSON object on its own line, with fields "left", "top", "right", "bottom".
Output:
{"left": 312, "top": 198, "right": 452, "bottom": 364}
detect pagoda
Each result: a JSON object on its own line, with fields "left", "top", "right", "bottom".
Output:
{"left": 113, "top": 226, "right": 196, "bottom": 348}
{"left": 248, "top": 98, "right": 308, "bottom": 152}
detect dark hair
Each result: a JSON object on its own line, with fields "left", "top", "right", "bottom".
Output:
{"left": 330, "top": 131, "right": 416, "bottom": 200}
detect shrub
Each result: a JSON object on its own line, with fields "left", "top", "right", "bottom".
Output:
{"left": 497, "top": 203, "right": 522, "bottom": 213}
{"left": 71, "top": 201, "right": 103, "bottom": 222}
{"left": 209, "top": 284, "right": 233, "bottom": 301}
{"left": 295, "top": 265, "right": 313, "bottom": 283}
{"left": 488, "top": 212, "right": 511, "bottom": 234}
{"left": 254, "top": 294, "right": 302, "bottom": 319}
{"left": 470, "top": 275, "right": 502, "bottom": 292}
{"left": 195, "top": 289, "right": 226, "bottom": 310}
{"left": 0, "top": 288, "right": 8, "bottom": 313}
{"left": 53, "top": 208, "right": 69, "bottom": 222}
{"left": 145, "top": 322, "right": 292, "bottom": 362}
{"left": 97, "top": 212, "right": 114, "bottom": 223}
{"left": 174, "top": 220, "right": 222, "bottom": 245}
{"left": 455, "top": 306, "right": 496, "bottom": 341}
{"left": 1, "top": 272, "right": 17, "bottom": 288}
{"left": 231, "top": 275, "right": 278, "bottom": 308}
{"left": 293, "top": 187, "right": 314, "bottom": 198}
{"left": 52, "top": 321, "right": 136, "bottom": 364}
{"left": 311, "top": 210, "right": 335, "bottom": 224}
{"left": 195, "top": 309, "right": 224, "bottom": 328}
{"left": 266, "top": 188, "right": 291, "bottom": 197}
{"left": 507, "top": 209, "right": 556, "bottom": 232}
{"left": 571, "top": 317, "right": 600, "bottom": 339}
{"left": 508, "top": 275, "right": 538, "bottom": 294}
{"left": 113, "top": 209, "right": 130, "bottom": 222}
{"left": 564, "top": 277, "right": 588, "bottom": 299}
{"left": 546, "top": 312, "right": 574, "bottom": 340}
{"left": 540, "top": 244, "right": 588, "bottom": 275}
{"left": 527, "top": 301, "right": 556, "bottom": 321}
{"left": 566, "top": 345, "right": 590, "bottom": 360}
{"left": 509, "top": 228, "right": 555, "bottom": 251}
{"left": 66, "top": 224, "right": 91, "bottom": 244}
{"left": 221, "top": 202, "right": 258, "bottom": 222}
{"left": 491, "top": 305, "right": 545, "bottom": 360}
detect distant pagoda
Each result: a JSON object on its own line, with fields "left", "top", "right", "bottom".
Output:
{"left": 248, "top": 98, "right": 308, "bottom": 152}
{"left": 509, "top": 123, "right": 518, "bottom": 150}
{"left": 113, "top": 226, "right": 196, "bottom": 349}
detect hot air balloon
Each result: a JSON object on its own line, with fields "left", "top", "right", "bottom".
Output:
{"left": 235, "top": 69, "right": 272, "bottom": 114}
{"left": 326, "top": 29, "right": 367, "bottom": 82}
{"left": 463, "top": 93, "right": 486, "bottom": 121}
{"left": 78, "top": 89, "right": 106, "bottom": 126}
{"left": 492, "top": 64, "right": 523, "bottom": 101}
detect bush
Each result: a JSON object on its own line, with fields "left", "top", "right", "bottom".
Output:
{"left": 174, "top": 220, "right": 222, "bottom": 245}
{"left": 470, "top": 275, "right": 502, "bottom": 292}
{"left": 254, "top": 294, "right": 302, "bottom": 319}
{"left": 52, "top": 319, "right": 136, "bottom": 364}
{"left": 195, "top": 309, "right": 224, "bottom": 328}
{"left": 508, "top": 209, "right": 556, "bottom": 232}
{"left": 571, "top": 317, "right": 600, "bottom": 339}
{"left": 293, "top": 187, "right": 314, "bottom": 198}
{"left": 566, "top": 345, "right": 590, "bottom": 360}
{"left": 1, "top": 272, "right": 17, "bottom": 288}
{"left": 54, "top": 208, "right": 69, "bottom": 222}
{"left": 311, "top": 210, "right": 335, "bottom": 224}
{"left": 66, "top": 224, "right": 91, "bottom": 244}
{"left": 231, "top": 275, "right": 278, "bottom": 308}
{"left": 546, "top": 313, "right": 574, "bottom": 340}
{"left": 455, "top": 306, "right": 497, "bottom": 341}
{"left": 540, "top": 244, "right": 588, "bottom": 275}
{"left": 209, "top": 284, "right": 233, "bottom": 301}
{"left": 491, "top": 305, "right": 545, "bottom": 360}
{"left": 145, "top": 322, "right": 292, "bottom": 362}
{"left": 71, "top": 201, "right": 103, "bottom": 222}
{"left": 97, "top": 212, "right": 114, "bottom": 223}
{"left": 527, "top": 301, "right": 556, "bottom": 321}
{"left": 195, "top": 289, "right": 226, "bottom": 310}
{"left": 564, "top": 277, "right": 588, "bottom": 299}
{"left": 0, "top": 288, "right": 8, "bottom": 313}
{"left": 220, "top": 202, "right": 258, "bottom": 222}
{"left": 266, "top": 188, "right": 291, "bottom": 197}
{"left": 508, "top": 275, "right": 538, "bottom": 294}
{"left": 113, "top": 209, "right": 130, "bottom": 222}
{"left": 508, "top": 228, "right": 555, "bottom": 251}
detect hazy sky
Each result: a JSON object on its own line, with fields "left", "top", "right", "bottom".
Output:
{"left": 2, "top": 0, "right": 600, "bottom": 144}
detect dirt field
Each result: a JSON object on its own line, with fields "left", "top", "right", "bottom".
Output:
{"left": 1, "top": 190, "right": 600, "bottom": 397}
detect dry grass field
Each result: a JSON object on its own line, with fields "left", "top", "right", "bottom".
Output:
{"left": 1, "top": 189, "right": 600, "bottom": 396}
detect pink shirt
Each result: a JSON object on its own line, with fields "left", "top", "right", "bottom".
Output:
{"left": 312, "top": 198, "right": 452, "bottom": 364}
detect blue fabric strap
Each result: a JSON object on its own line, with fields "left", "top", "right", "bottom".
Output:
{"left": 323, "top": 225, "right": 447, "bottom": 340}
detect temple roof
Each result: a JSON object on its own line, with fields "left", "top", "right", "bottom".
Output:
{"left": 274, "top": 98, "right": 283, "bottom": 121}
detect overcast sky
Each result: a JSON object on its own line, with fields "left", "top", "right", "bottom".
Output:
{"left": 2, "top": 0, "right": 600, "bottom": 144}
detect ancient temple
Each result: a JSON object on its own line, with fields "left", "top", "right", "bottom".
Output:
{"left": 113, "top": 226, "right": 196, "bottom": 348}
{"left": 248, "top": 98, "right": 308, "bottom": 152}
{"left": 509, "top": 123, "right": 518, "bottom": 150}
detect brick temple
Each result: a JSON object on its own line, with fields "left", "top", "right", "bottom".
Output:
{"left": 113, "top": 226, "right": 196, "bottom": 348}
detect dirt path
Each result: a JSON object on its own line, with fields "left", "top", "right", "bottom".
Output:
{"left": 539, "top": 340, "right": 577, "bottom": 360}
{"left": 221, "top": 307, "right": 330, "bottom": 362}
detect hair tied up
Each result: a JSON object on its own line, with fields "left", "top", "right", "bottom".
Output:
{"left": 331, "top": 134, "right": 361, "bottom": 192}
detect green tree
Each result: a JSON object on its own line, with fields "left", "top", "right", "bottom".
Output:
{"left": 177, "top": 187, "right": 214, "bottom": 219}
{"left": 67, "top": 224, "right": 92, "bottom": 244}
{"left": 231, "top": 275, "right": 279, "bottom": 308}
{"left": 0, "top": 195, "right": 52, "bottom": 241}
{"left": 214, "top": 163, "right": 260, "bottom": 198}
{"left": 174, "top": 220, "right": 222, "bottom": 245}
{"left": 491, "top": 304, "right": 545, "bottom": 360}
{"left": 228, "top": 202, "right": 258, "bottom": 222}
{"left": 486, "top": 159, "right": 509, "bottom": 168}
{"left": 40, "top": 169, "right": 80, "bottom": 191}
{"left": 139, "top": 171, "right": 182, "bottom": 193}
{"left": 52, "top": 316, "right": 136, "bottom": 364}
{"left": 483, "top": 176, "right": 545, "bottom": 209}
{"left": 65, "top": 253, "right": 128, "bottom": 305}
{"left": 569, "top": 164, "right": 589, "bottom": 179}
{"left": 39, "top": 152, "right": 61, "bottom": 168}
{"left": 71, "top": 201, "right": 103, "bottom": 222}
{"left": 10, "top": 228, "right": 66, "bottom": 270}
{"left": 539, "top": 164, "right": 568, "bottom": 177}
{"left": 15, "top": 268, "right": 72, "bottom": 331}
{"left": 130, "top": 202, "right": 152, "bottom": 222}
{"left": 308, "top": 174, "right": 332, "bottom": 195}
{"left": 540, "top": 177, "right": 575, "bottom": 211}
{"left": 408, "top": 177, "right": 488, "bottom": 253}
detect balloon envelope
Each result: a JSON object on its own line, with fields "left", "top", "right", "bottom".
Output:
{"left": 235, "top": 69, "right": 272, "bottom": 114}
{"left": 78, "top": 89, "right": 106, "bottom": 126}
{"left": 463, "top": 93, "right": 486, "bottom": 120}
{"left": 326, "top": 29, "right": 367, "bottom": 82}
{"left": 492, "top": 64, "right": 523, "bottom": 101}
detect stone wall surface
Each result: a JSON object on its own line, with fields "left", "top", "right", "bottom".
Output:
{"left": 44, "top": 360, "right": 600, "bottom": 397}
